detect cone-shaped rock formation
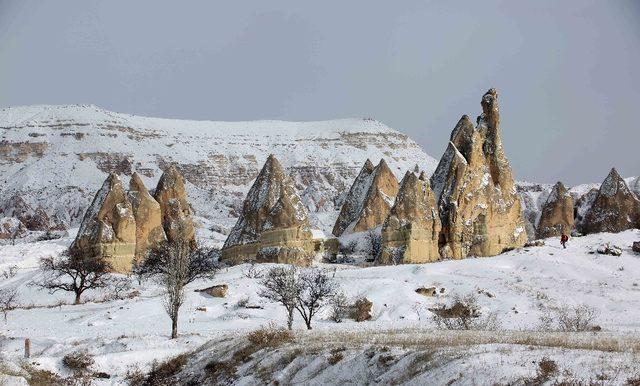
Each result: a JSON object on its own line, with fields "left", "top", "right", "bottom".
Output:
{"left": 378, "top": 171, "right": 441, "bottom": 264}
{"left": 71, "top": 174, "right": 137, "bottom": 273}
{"left": 128, "top": 172, "right": 166, "bottom": 260}
{"left": 430, "top": 89, "right": 527, "bottom": 259}
{"left": 221, "top": 155, "right": 314, "bottom": 265}
{"left": 154, "top": 166, "right": 196, "bottom": 248}
{"left": 582, "top": 168, "right": 640, "bottom": 234}
{"left": 536, "top": 181, "right": 574, "bottom": 238}
{"left": 332, "top": 159, "right": 399, "bottom": 236}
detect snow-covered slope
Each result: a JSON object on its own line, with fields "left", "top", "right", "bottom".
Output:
{"left": 0, "top": 105, "right": 438, "bottom": 235}
{"left": 0, "top": 229, "right": 639, "bottom": 383}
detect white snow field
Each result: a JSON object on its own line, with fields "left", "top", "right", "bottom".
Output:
{"left": 0, "top": 229, "right": 639, "bottom": 384}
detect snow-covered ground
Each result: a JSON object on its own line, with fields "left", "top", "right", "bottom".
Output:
{"left": 0, "top": 229, "right": 639, "bottom": 384}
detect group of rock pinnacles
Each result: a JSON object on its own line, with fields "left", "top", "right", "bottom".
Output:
{"left": 71, "top": 89, "right": 640, "bottom": 273}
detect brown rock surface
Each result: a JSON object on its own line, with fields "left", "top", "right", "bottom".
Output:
{"left": 221, "top": 155, "right": 314, "bottom": 265}
{"left": 332, "top": 159, "right": 399, "bottom": 236}
{"left": 128, "top": 172, "right": 166, "bottom": 260}
{"left": 71, "top": 173, "right": 136, "bottom": 273}
{"left": 154, "top": 166, "right": 196, "bottom": 248}
{"left": 196, "top": 284, "right": 228, "bottom": 298}
{"left": 378, "top": 171, "right": 441, "bottom": 264}
{"left": 582, "top": 168, "right": 640, "bottom": 234}
{"left": 430, "top": 89, "right": 527, "bottom": 259}
{"left": 536, "top": 181, "right": 574, "bottom": 238}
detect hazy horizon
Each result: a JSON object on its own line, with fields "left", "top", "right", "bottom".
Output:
{"left": 1, "top": 0, "right": 638, "bottom": 185}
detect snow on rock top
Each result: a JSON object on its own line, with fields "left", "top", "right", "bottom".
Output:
{"left": 0, "top": 105, "right": 438, "bottom": 235}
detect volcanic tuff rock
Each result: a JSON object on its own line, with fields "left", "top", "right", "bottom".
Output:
{"left": 0, "top": 105, "right": 437, "bottom": 237}
{"left": 536, "top": 181, "right": 574, "bottom": 239}
{"left": 154, "top": 166, "right": 196, "bottom": 248}
{"left": 332, "top": 159, "right": 399, "bottom": 236}
{"left": 128, "top": 172, "right": 166, "bottom": 260}
{"left": 221, "top": 155, "right": 315, "bottom": 265}
{"left": 378, "top": 171, "right": 441, "bottom": 264}
{"left": 71, "top": 173, "right": 137, "bottom": 273}
{"left": 430, "top": 89, "right": 527, "bottom": 259}
{"left": 582, "top": 168, "right": 640, "bottom": 234}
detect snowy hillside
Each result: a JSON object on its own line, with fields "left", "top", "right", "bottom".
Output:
{"left": 0, "top": 229, "right": 639, "bottom": 383}
{"left": 0, "top": 105, "right": 438, "bottom": 236}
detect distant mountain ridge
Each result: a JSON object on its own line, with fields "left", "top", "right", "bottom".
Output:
{"left": 0, "top": 104, "right": 438, "bottom": 235}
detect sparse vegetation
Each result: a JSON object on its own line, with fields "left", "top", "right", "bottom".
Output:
{"left": 539, "top": 304, "right": 600, "bottom": 332}
{"left": 62, "top": 350, "right": 95, "bottom": 371}
{"left": 431, "top": 292, "right": 500, "bottom": 330}
{"left": 247, "top": 323, "right": 294, "bottom": 347}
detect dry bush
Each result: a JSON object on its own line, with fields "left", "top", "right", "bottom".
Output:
{"left": 328, "top": 351, "right": 344, "bottom": 365}
{"left": 143, "top": 354, "right": 188, "bottom": 386}
{"left": 537, "top": 357, "right": 558, "bottom": 379}
{"left": 539, "top": 304, "right": 600, "bottom": 332}
{"left": 124, "top": 364, "right": 148, "bottom": 386}
{"left": 247, "top": 323, "right": 294, "bottom": 348}
{"left": 62, "top": 350, "right": 94, "bottom": 371}
{"left": 350, "top": 297, "right": 373, "bottom": 322}
{"left": 242, "top": 261, "right": 263, "bottom": 279}
{"left": 430, "top": 293, "right": 500, "bottom": 330}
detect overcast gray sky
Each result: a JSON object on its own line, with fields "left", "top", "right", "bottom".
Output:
{"left": 0, "top": 0, "right": 638, "bottom": 185}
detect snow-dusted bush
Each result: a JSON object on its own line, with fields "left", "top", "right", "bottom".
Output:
{"left": 62, "top": 350, "right": 94, "bottom": 371}
{"left": 431, "top": 292, "right": 500, "bottom": 330}
{"left": 0, "top": 287, "right": 19, "bottom": 322}
{"left": 247, "top": 322, "right": 293, "bottom": 347}
{"left": 539, "top": 304, "right": 600, "bottom": 332}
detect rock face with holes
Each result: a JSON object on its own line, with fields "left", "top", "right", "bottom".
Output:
{"left": 221, "top": 155, "right": 315, "bottom": 265}
{"left": 536, "top": 181, "right": 574, "bottom": 239}
{"left": 378, "top": 171, "right": 441, "bottom": 264}
{"left": 128, "top": 172, "right": 166, "bottom": 261}
{"left": 581, "top": 168, "right": 640, "bottom": 234}
{"left": 430, "top": 89, "right": 527, "bottom": 259}
{"left": 332, "top": 159, "right": 399, "bottom": 236}
{"left": 71, "top": 174, "right": 137, "bottom": 273}
{"left": 154, "top": 166, "right": 196, "bottom": 248}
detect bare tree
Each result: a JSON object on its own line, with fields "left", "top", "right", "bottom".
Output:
{"left": 142, "top": 241, "right": 218, "bottom": 339}
{"left": 0, "top": 287, "right": 19, "bottom": 322}
{"left": 294, "top": 268, "right": 338, "bottom": 330}
{"left": 36, "top": 251, "right": 111, "bottom": 304}
{"left": 365, "top": 230, "right": 382, "bottom": 260}
{"left": 259, "top": 266, "right": 300, "bottom": 330}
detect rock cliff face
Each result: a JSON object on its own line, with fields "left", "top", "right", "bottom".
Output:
{"left": 221, "top": 155, "right": 315, "bottom": 265}
{"left": 581, "top": 168, "right": 640, "bottom": 234}
{"left": 0, "top": 105, "right": 437, "bottom": 237}
{"left": 378, "top": 171, "right": 441, "bottom": 264}
{"left": 71, "top": 174, "right": 137, "bottom": 273}
{"left": 154, "top": 166, "right": 196, "bottom": 248}
{"left": 128, "top": 172, "right": 166, "bottom": 260}
{"left": 332, "top": 159, "right": 399, "bottom": 236}
{"left": 536, "top": 182, "right": 574, "bottom": 239}
{"left": 430, "top": 89, "right": 527, "bottom": 259}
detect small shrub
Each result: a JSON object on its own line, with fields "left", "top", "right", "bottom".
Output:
{"left": 242, "top": 262, "right": 263, "bottom": 279}
{"left": 431, "top": 292, "right": 500, "bottom": 330}
{"left": 330, "top": 291, "right": 349, "bottom": 323}
{"left": 145, "top": 354, "right": 188, "bottom": 385}
{"left": 124, "top": 365, "right": 147, "bottom": 386}
{"left": 350, "top": 297, "right": 373, "bottom": 322}
{"left": 247, "top": 323, "right": 294, "bottom": 347}
{"left": 62, "top": 350, "right": 94, "bottom": 371}
{"left": 537, "top": 357, "right": 557, "bottom": 378}
{"left": 236, "top": 296, "right": 250, "bottom": 308}
{"left": 328, "top": 351, "right": 344, "bottom": 365}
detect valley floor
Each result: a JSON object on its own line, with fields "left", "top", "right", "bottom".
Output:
{"left": 0, "top": 229, "right": 639, "bottom": 384}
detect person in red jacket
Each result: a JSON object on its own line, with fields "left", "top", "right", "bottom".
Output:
{"left": 560, "top": 232, "right": 569, "bottom": 249}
